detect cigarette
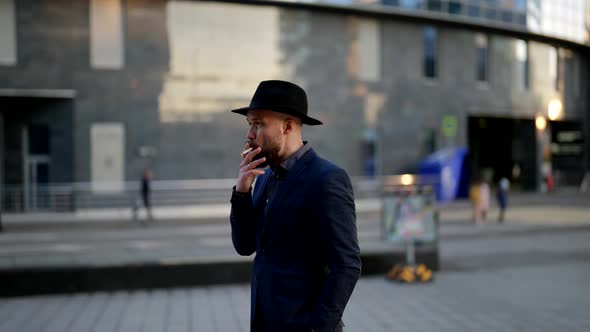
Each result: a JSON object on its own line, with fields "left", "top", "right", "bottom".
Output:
{"left": 242, "top": 147, "right": 253, "bottom": 156}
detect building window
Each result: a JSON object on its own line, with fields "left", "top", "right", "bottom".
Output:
{"left": 426, "top": 0, "right": 442, "bottom": 12}
{"left": 358, "top": 19, "right": 381, "bottom": 82}
{"left": 400, "top": 0, "right": 423, "bottom": 9}
{"left": 516, "top": 39, "right": 529, "bottom": 89}
{"left": 90, "top": 0, "right": 124, "bottom": 69}
{"left": 0, "top": 0, "right": 17, "bottom": 65}
{"left": 549, "top": 46, "right": 559, "bottom": 91}
{"left": 467, "top": 5, "right": 480, "bottom": 18}
{"left": 514, "top": 0, "right": 526, "bottom": 12}
{"left": 501, "top": 10, "right": 513, "bottom": 23}
{"left": 448, "top": 1, "right": 463, "bottom": 15}
{"left": 484, "top": 7, "right": 497, "bottom": 20}
{"left": 475, "top": 34, "right": 488, "bottom": 82}
{"left": 423, "top": 26, "right": 437, "bottom": 78}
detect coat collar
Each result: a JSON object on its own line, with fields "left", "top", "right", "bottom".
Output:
{"left": 253, "top": 147, "right": 317, "bottom": 206}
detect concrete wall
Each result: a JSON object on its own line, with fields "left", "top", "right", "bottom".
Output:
{"left": 0, "top": 0, "right": 587, "bottom": 183}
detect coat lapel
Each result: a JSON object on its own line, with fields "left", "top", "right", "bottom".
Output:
{"left": 252, "top": 170, "right": 271, "bottom": 207}
{"left": 261, "top": 148, "right": 317, "bottom": 235}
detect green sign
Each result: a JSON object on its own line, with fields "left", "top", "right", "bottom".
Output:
{"left": 442, "top": 115, "right": 458, "bottom": 138}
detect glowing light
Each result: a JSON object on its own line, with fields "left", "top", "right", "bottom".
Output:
{"left": 535, "top": 115, "right": 547, "bottom": 131}
{"left": 400, "top": 174, "right": 414, "bottom": 186}
{"left": 547, "top": 99, "right": 562, "bottom": 121}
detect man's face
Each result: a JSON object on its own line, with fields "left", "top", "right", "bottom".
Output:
{"left": 246, "top": 110, "right": 285, "bottom": 168}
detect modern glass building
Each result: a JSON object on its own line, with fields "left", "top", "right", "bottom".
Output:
{"left": 274, "top": 0, "right": 589, "bottom": 43}
{"left": 0, "top": 0, "right": 588, "bottom": 211}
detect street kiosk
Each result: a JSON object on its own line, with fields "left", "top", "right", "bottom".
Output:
{"left": 382, "top": 175, "right": 438, "bottom": 283}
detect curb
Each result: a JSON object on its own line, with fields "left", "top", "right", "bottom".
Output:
{"left": 0, "top": 249, "right": 439, "bottom": 297}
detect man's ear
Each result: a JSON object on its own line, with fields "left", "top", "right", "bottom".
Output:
{"left": 283, "top": 119, "right": 295, "bottom": 134}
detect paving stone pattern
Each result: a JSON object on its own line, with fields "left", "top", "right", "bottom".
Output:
{"left": 1, "top": 261, "right": 589, "bottom": 332}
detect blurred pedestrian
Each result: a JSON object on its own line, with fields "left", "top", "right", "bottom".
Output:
{"left": 133, "top": 167, "right": 153, "bottom": 222}
{"left": 496, "top": 176, "right": 510, "bottom": 223}
{"left": 470, "top": 177, "right": 490, "bottom": 224}
{"left": 230, "top": 80, "right": 361, "bottom": 332}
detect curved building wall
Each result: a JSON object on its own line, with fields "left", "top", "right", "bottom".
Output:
{"left": 0, "top": 0, "right": 588, "bottom": 186}
{"left": 270, "top": 0, "right": 590, "bottom": 44}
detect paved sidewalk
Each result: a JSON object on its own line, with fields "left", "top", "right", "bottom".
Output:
{"left": 1, "top": 205, "right": 589, "bottom": 270}
{"left": 1, "top": 261, "right": 588, "bottom": 332}
{"left": 0, "top": 189, "right": 589, "bottom": 270}
{"left": 0, "top": 189, "right": 588, "bottom": 296}
{"left": 4, "top": 224, "right": 590, "bottom": 331}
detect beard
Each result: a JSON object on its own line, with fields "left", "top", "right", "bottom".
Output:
{"left": 248, "top": 141, "right": 280, "bottom": 169}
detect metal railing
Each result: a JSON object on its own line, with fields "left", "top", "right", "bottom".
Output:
{"left": 1, "top": 176, "right": 399, "bottom": 213}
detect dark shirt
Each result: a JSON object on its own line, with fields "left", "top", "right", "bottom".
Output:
{"left": 265, "top": 142, "right": 311, "bottom": 204}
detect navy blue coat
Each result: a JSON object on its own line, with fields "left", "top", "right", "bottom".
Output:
{"left": 230, "top": 148, "right": 361, "bottom": 332}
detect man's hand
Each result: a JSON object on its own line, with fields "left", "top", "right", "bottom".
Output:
{"left": 236, "top": 143, "right": 266, "bottom": 193}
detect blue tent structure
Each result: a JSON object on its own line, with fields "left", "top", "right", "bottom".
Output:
{"left": 418, "top": 147, "right": 469, "bottom": 202}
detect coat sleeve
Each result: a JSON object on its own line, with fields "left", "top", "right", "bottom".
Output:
{"left": 310, "top": 168, "right": 362, "bottom": 332}
{"left": 230, "top": 186, "right": 257, "bottom": 256}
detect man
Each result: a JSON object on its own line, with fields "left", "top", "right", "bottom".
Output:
{"left": 230, "top": 80, "right": 361, "bottom": 332}
{"left": 141, "top": 168, "right": 153, "bottom": 220}
{"left": 133, "top": 167, "right": 153, "bottom": 222}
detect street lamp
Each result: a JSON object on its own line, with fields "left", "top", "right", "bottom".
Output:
{"left": 547, "top": 99, "right": 562, "bottom": 121}
{"left": 400, "top": 174, "right": 415, "bottom": 186}
{"left": 535, "top": 115, "right": 547, "bottom": 131}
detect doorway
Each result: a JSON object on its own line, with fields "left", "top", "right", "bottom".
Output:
{"left": 0, "top": 95, "right": 74, "bottom": 212}
{"left": 468, "top": 116, "right": 537, "bottom": 190}
{"left": 22, "top": 125, "right": 51, "bottom": 210}
{"left": 26, "top": 155, "right": 51, "bottom": 210}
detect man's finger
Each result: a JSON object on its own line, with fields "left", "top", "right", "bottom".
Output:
{"left": 240, "top": 157, "right": 266, "bottom": 172}
{"left": 241, "top": 147, "right": 261, "bottom": 165}
{"left": 250, "top": 157, "right": 266, "bottom": 168}
{"left": 241, "top": 147, "right": 253, "bottom": 158}
{"left": 249, "top": 169, "right": 265, "bottom": 176}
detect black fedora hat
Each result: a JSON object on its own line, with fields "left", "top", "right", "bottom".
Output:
{"left": 231, "top": 80, "right": 323, "bottom": 125}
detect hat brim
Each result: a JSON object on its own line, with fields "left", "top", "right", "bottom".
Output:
{"left": 231, "top": 106, "right": 323, "bottom": 126}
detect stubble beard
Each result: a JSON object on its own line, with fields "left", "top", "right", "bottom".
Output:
{"left": 248, "top": 142, "right": 280, "bottom": 169}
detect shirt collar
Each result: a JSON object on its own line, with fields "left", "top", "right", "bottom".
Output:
{"left": 270, "top": 142, "right": 310, "bottom": 178}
